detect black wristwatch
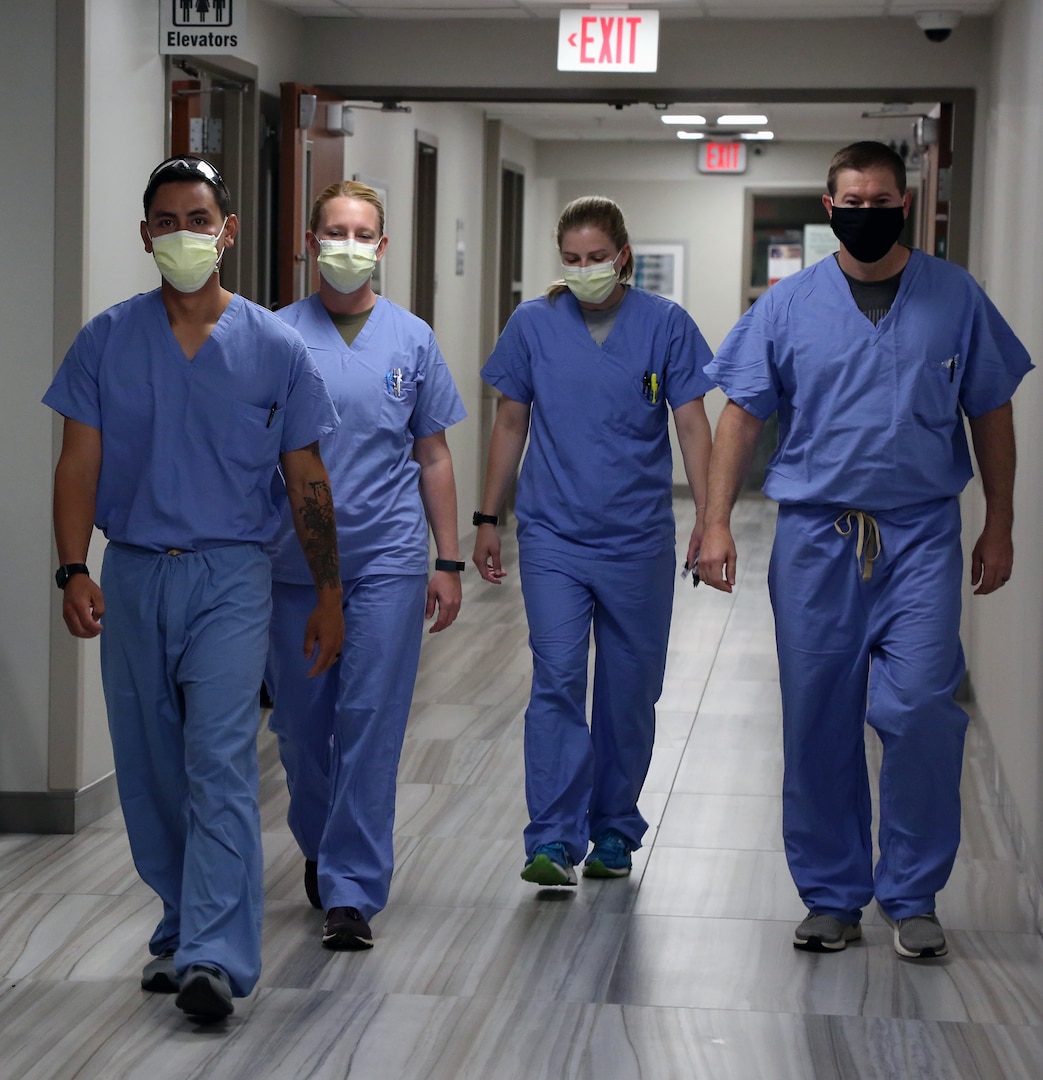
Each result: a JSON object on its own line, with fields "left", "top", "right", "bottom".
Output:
{"left": 472, "top": 511, "right": 499, "bottom": 527}
{"left": 55, "top": 563, "right": 90, "bottom": 589}
{"left": 435, "top": 559, "right": 466, "bottom": 572}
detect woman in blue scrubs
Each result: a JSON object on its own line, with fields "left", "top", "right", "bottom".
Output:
{"left": 266, "top": 181, "right": 466, "bottom": 948}
{"left": 473, "top": 196, "right": 714, "bottom": 885}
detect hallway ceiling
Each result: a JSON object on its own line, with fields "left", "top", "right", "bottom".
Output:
{"left": 268, "top": 0, "right": 988, "bottom": 145}
{"left": 476, "top": 100, "right": 940, "bottom": 143}
{"left": 269, "top": 0, "right": 998, "bottom": 18}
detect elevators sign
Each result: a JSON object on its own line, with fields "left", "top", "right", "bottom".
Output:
{"left": 159, "top": 0, "right": 247, "bottom": 55}
{"left": 698, "top": 142, "right": 748, "bottom": 174}
{"left": 557, "top": 8, "right": 660, "bottom": 72}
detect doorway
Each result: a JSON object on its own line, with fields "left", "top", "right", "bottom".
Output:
{"left": 412, "top": 134, "right": 439, "bottom": 326}
{"left": 166, "top": 56, "right": 259, "bottom": 299}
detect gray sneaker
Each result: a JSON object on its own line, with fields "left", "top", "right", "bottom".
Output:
{"left": 793, "top": 912, "right": 862, "bottom": 952}
{"left": 140, "top": 950, "right": 179, "bottom": 993}
{"left": 882, "top": 910, "right": 948, "bottom": 958}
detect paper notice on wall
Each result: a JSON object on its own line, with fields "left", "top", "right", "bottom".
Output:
{"left": 803, "top": 224, "right": 840, "bottom": 267}
{"left": 768, "top": 243, "right": 803, "bottom": 286}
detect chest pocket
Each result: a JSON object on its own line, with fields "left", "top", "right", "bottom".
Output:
{"left": 380, "top": 378, "right": 417, "bottom": 441}
{"left": 913, "top": 355, "right": 961, "bottom": 426}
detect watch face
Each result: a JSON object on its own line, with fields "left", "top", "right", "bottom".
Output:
{"left": 56, "top": 564, "right": 88, "bottom": 589}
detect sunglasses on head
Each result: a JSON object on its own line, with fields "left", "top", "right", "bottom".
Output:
{"left": 147, "top": 156, "right": 226, "bottom": 190}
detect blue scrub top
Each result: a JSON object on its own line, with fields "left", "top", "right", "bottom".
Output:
{"left": 482, "top": 286, "right": 714, "bottom": 558}
{"left": 266, "top": 294, "right": 466, "bottom": 583}
{"left": 706, "top": 250, "right": 1033, "bottom": 511}
{"left": 43, "top": 289, "right": 339, "bottom": 551}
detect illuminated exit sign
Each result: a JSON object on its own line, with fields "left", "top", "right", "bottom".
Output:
{"left": 698, "top": 142, "right": 748, "bottom": 174}
{"left": 557, "top": 9, "right": 660, "bottom": 72}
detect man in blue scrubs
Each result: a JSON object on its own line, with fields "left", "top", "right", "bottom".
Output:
{"left": 44, "top": 157, "right": 343, "bottom": 1020}
{"left": 700, "top": 142, "right": 1032, "bottom": 959}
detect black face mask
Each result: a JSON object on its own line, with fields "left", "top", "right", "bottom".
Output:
{"left": 829, "top": 205, "right": 906, "bottom": 264}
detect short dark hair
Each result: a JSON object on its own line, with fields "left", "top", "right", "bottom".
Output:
{"left": 826, "top": 141, "right": 907, "bottom": 197}
{"left": 143, "top": 156, "right": 232, "bottom": 217}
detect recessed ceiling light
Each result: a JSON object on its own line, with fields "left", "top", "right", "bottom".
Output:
{"left": 660, "top": 114, "right": 706, "bottom": 125}
{"left": 740, "top": 131, "right": 775, "bottom": 140}
{"left": 717, "top": 114, "right": 768, "bottom": 125}
{"left": 676, "top": 131, "right": 706, "bottom": 140}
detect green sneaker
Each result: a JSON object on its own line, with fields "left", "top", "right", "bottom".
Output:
{"left": 520, "top": 842, "right": 577, "bottom": 886}
{"left": 583, "top": 829, "right": 633, "bottom": 878}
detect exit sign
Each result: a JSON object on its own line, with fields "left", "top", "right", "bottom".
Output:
{"left": 557, "top": 9, "right": 660, "bottom": 72}
{"left": 698, "top": 142, "right": 748, "bottom": 174}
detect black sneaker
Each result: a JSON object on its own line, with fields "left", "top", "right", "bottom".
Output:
{"left": 140, "top": 949, "right": 179, "bottom": 993}
{"left": 175, "top": 964, "right": 234, "bottom": 1020}
{"left": 304, "top": 859, "right": 322, "bottom": 909}
{"left": 322, "top": 906, "right": 374, "bottom": 951}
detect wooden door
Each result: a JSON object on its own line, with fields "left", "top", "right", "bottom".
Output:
{"left": 277, "top": 82, "right": 347, "bottom": 308}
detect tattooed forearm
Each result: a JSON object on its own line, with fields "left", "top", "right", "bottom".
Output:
{"left": 297, "top": 479, "right": 340, "bottom": 590}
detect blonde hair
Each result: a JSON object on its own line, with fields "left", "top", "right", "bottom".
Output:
{"left": 546, "top": 195, "right": 634, "bottom": 301}
{"left": 309, "top": 180, "right": 385, "bottom": 235}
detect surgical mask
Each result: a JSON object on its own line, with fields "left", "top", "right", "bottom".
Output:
{"left": 149, "top": 220, "right": 227, "bottom": 293}
{"left": 317, "top": 238, "right": 380, "bottom": 294}
{"left": 561, "top": 253, "right": 621, "bottom": 304}
{"left": 829, "top": 204, "right": 906, "bottom": 264}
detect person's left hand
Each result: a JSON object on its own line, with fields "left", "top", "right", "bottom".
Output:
{"left": 426, "top": 570, "right": 462, "bottom": 632}
{"left": 971, "top": 522, "right": 1014, "bottom": 595}
{"left": 302, "top": 592, "right": 345, "bottom": 676}
{"left": 685, "top": 522, "right": 705, "bottom": 585}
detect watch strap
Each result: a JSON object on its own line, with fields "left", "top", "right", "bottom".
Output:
{"left": 472, "top": 511, "right": 499, "bottom": 527}
{"left": 435, "top": 558, "right": 466, "bottom": 572}
{"left": 55, "top": 563, "right": 90, "bottom": 589}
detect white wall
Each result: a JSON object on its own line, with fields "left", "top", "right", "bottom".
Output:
{"left": 1, "top": 1, "right": 58, "bottom": 793}
{"left": 250, "top": 0, "right": 305, "bottom": 96}
{"left": 335, "top": 102, "right": 488, "bottom": 517}
{"left": 975, "top": 0, "right": 1043, "bottom": 895}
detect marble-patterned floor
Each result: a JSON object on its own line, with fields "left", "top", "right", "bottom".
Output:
{"left": 3, "top": 496, "right": 1043, "bottom": 1079}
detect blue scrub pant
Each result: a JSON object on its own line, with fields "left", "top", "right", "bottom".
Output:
{"left": 518, "top": 544, "right": 675, "bottom": 863}
{"left": 265, "top": 575, "right": 426, "bottom": 919}
{"left": 100, "top": 543, "right": 270, "bottom": 998}
{"left": 768, "top": 499, "right": 968, "bottom": 924}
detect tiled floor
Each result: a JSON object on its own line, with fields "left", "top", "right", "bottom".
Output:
{"left": 2, "top": 496, "right": 1042, "bottom": 1078}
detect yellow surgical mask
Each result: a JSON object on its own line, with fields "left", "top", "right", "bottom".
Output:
{"left": 317, "top": 238, "right": 379, "bottom": 294}
{"left": 561, "top": 252, "right": 622, "bottom": 304}
{"left": 149, "top": 219, "right": 227, "bottom": 293}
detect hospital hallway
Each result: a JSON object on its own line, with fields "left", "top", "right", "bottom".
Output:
{"left": 2, "top": 494, "right": 1042, "bottom": 1079}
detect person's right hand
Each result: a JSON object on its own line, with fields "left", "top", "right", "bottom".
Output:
{"left": 62, "top": 575, "right": 105, "bottom": 637}
{"left": 696, "top": 522, "right": 738, "bottom": 593}
{"left": 472, "top": 523, "right": 507, "bottom": 584}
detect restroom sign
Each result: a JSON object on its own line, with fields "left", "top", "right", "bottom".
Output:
{"left": 557, "top": 9, "right": 660, "bottom": 72}
{"left": 698, "top": 142, "right": 748, "bottom": 174}
{"left": 159, "top": 0, "right": 248, "bottom": 54}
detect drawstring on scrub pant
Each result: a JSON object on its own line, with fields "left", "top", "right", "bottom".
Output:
{"left": 834, "top": 509, "right": 882, "bottom": 581}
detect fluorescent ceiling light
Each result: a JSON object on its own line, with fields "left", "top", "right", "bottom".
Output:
{"left": 717, "top": 114, "right": 768, "bottom": 125}
{"left": 676, "top": 131, "right": 705, "bottom": 140}
{"left": 660, "top": 114, "right": 706, "bottom": 125}
{"left": 740, "top": 131, "right": 775, "bottom": 140}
